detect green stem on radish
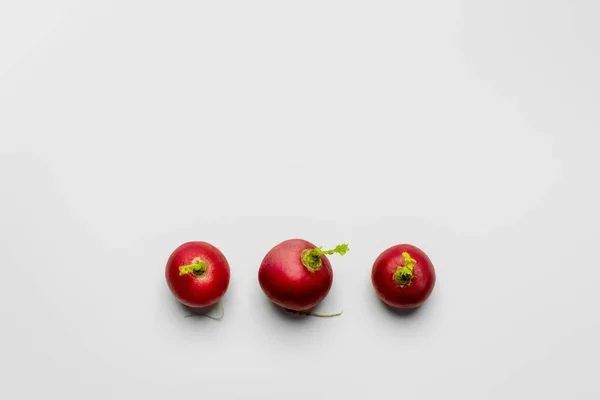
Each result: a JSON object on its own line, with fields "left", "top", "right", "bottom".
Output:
{"left": 300, "top": 243, "right": 350, "bottom": 272}
{"left": 393, "top": 252, "right": 417, "bottom": 286}
{"left": 179, "top": 259, "right": 207, "bottom": 276}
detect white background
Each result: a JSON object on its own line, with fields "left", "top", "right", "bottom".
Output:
{"left": 1, "top": 1, "right": 599, "bottom": 399}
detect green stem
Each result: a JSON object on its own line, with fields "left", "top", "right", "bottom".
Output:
{"left": 393, "top": 252, "right": 417, "bottom": 286}
{"left": 179, "top": 259, "right": 208, "bottom": 276}
{"left": 301, "top": 243, "right": 350, "bottom": 272}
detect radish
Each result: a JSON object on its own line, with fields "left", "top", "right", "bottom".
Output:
{"left": 165, "top": 241, "right": 230, "bottom": 309}
{"left": 371, "top": 244, "right": 435, "bottom": 308}
{"left": 258, "top": 239, "right": 349, "bottom": 315}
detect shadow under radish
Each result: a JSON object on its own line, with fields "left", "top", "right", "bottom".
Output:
{"left": 177, "top": 301, "right": 224, "bottom": 321}
{"left": 265, "top": 300, "right": 314, "bottom": 324}
{"left": 378, "top": 301, "right": 424, "bottom": 318}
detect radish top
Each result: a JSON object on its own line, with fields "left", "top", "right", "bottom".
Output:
{"left": 300, "top": 243, "right": 350, "bottom": 272}
{"left": 178, "top": 258, "right": 208, "bottom": 276}
{"left": 392, "top": 252, "right": 417, "bottom": 286}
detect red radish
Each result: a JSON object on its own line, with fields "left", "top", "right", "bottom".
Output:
{"left": 165, "top": 241, "right": 230, "bottom": 308}
{"left": 258, "top": 239, "right": 349, "bottom": 313}
{"left": 371, "top": 244, "right": 435, "bottom": 308}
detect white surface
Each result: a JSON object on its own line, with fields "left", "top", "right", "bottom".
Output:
{"left": 1, "top": 1, "right": 599, "bottom": 399}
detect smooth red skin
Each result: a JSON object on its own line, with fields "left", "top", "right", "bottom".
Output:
{"left": 258, "top": 239, "right": 333, "bottom": 311}
{"left": 371, "top": 244, "right": 436, "bottom": 309}
{"left": 165, "top": 241, "right": 230, "bottom": 308}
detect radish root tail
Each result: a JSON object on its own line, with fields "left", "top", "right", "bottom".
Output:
{"left": 283, "top": 308, "right": 343, "bottom": 318}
